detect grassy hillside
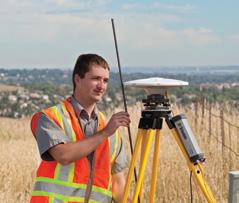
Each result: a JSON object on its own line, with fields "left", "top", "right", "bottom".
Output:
{"left": 123, "top": 102, "right": 239, "bottom": 202}
{"left": 0, "top": 84, "right": 20, "bottom": 92}
{"left": 0, "top": 102, "right": 238, "bottom": 202}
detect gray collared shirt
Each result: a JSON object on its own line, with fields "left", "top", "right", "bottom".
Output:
{"left": 71, "top": 96, "right": 97, "bottom": 167}
{"left": 70, "top": 96, "right": 98, "bottom": 138}
{"left": 34, "top": 97, "right": 127, "bottom": 174}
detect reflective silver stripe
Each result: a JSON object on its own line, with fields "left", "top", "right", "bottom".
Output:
{"left": 57, "top": 164, "right": 72, "bottom": 182}
{"left": 55, "top": 104, "right": 75, "bottom": 182}
{"left": 109, "top": 133, "right": 117, "bottom": 160}
{"left": 53, "top": 198, "right": 63, "bottom": 203}
{"left": 34, "top": 181, "right": 112, "bottom": 202}
{"left": 57, "top": 104, "right": 75, "bottom": 142}
{"left": 34, "top": 181, "right": 85, "bottom": 197}
{"left": 90, "top": 191, "right": 112, "bottom": 203}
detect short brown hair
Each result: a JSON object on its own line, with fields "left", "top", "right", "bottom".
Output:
{"left": 72, "top": 54, "right": 110, "bottom": 90}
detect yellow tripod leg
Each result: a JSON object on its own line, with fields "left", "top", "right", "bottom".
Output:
{"left": 170, "top": 128, "right": 216, "bottom": 203}
{"left": 138, "top": 133, "right": 147, "bottom": 202}
{"left": 149, "top": 129, "right": 161, "bottom": 203}
{"left": 122, "top": 129, "right": 145, "bottom": 203}
{"left": 132, "top": 129, "right": 155, "bottom": 203}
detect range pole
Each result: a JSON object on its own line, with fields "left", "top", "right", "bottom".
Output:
{"left": 111, "top": 18, "right": 139, "bottom": 196}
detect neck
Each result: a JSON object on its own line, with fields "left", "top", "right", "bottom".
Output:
{"left": 73, "top": 93, "right": 95, "bottom": 116}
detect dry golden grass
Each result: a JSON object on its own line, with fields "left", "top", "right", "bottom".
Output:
{"left": 0, "top": 117, "right": 38, "bottom": 203}
{"left": 0, "top": 84, "right": 21, "bottom": 92}
{"left": 0, "top": 102, "right": 238, "bottom": 202}
{"left": 123, "top": 102, "right": 239, "bottom": 202}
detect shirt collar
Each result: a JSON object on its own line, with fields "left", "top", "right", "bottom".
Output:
{"left": 70, "top": 95, "right": 98, "bottom": 121}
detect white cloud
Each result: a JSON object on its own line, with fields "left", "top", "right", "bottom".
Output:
{"left": 115, "top": 17, "right": 180, "bottom": 48}
{"left": 0, "top": 0, "right": 112, "bottom": 16}
{"left": 121, "top": 3, "right": 144, "bottom": 11}
{"left": 49, "top": 0, "right": 112, "bottom": 9}
{"left": 153, "top": 3, "right": 195, "bottom": 13}
{"left": 179, "top": 28, "right": 221, "bottom": 47}
{"left": 228, "top": 34, "right": 239, "bottom": 43}
{"left": 110, "top": 16, "right": 220, "bottom": 49}
{"left": 0, "top": 0, "right": 235, "bottom": 67}
{"left": 122, "top": 2, "right": 195, "bottom": 13}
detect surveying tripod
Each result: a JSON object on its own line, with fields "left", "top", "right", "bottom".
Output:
{"left": 122, "top": 93, "right": 216, "bottom": 203}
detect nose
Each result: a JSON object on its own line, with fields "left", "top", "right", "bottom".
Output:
{"left": 97, "top": 79, "right": 105, "bottom": 89}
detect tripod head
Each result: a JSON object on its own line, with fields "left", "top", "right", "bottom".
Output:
{"left": 125, "top": 77, "right": 188, "bottom": 112}
{"left": 125, "top": 77, "right": 205, "bottom": 164}
{"left": 124, "top": 77, "right": 188, "bottom": 115}
{"left": 142, "top": 94, "right": 170, "bottom": 110}
{"left": 124, "top": 77, "right": 188, "bottom": 95}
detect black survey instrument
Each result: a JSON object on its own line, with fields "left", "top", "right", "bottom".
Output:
{"left": 121, "top": 78, "right": 216, "bottom": 203}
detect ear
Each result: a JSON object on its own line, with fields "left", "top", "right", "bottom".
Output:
{"left": 74, "top": 74, "right": 81, "bottom": 85}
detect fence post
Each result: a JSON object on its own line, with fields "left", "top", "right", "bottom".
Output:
{"left": 237, "top": 127, "right": 239, "bottom": 154}
{"left": 194, "top": 101, "right": 198, "bottom": 132}
{"left": 228, "top": 125, "right": 232, "bottom": 169}
{"left": 200, "top": 97, "right": 205, "bottom": 139}
{"left": 229, "top": 171, "right": 239, "bottom": 203}
{"left": 220, "top": 108, "right": 225, "bottom": 157}
{"left": 208, "top": 102, "right": 212, "bottom": 144}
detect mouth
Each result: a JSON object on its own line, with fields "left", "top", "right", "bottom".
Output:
{"left": 93, "top": 90, "right": 104, "bottom": 95}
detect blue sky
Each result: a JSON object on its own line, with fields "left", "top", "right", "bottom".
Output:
{"left": 0, "top": 0, "right": 238, "bottom": 68}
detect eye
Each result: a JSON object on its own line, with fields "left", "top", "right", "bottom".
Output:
{"left": 92, "top": 76, "right": 101, "bottom": 80}
{"left": 104, "top": 79, "right": 109, "bottom": 84}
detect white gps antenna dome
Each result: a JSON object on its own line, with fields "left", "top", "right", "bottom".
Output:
{"left": 124, "top": 77, "right": 188, "bottom": 94}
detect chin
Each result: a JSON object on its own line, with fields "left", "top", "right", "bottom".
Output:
{"left": 91, "top": 96, "right": 102, "bottom": 103}
{"left": 90, "top": 92, "right": 104, "bottom": 103}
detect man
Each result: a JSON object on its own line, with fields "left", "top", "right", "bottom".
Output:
{"left": 30, "top": 54, "right": 130, "bottom": 203}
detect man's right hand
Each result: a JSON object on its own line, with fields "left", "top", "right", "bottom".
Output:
{"left": 104, "top": 111, "right": 131, "bottom": 136}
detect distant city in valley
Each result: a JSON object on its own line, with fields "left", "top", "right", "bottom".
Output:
{"left": 0, "top": 66, "right": 238, "bottom": 118}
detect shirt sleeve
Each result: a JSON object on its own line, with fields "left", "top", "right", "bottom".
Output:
{"left": 34, "top": 113, "right": 70, "bottom": 161}
{"left": 111, "top": 137, "right": 128, "bottom": 174}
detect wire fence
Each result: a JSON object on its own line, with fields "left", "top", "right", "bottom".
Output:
{"left": 199, "top": 105, "right": 238, "bottom": 156}
{"left": 179, "top": 99, "right": 239, "bottom": 156}
{"left": 178, "top": 99, "right": 239, "bottom": 202}
{"left": 201, "top": 99, "right": 237, "bottom": 156}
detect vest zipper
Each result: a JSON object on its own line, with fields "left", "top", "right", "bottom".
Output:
{"left": 84, "top": 152, "right": 95, "bottom": 203}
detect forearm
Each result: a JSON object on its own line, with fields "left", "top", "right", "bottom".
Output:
{"left": 49, "top": 128, "right": 109, "bottom": 165}
{"left": 48, "top": 111, "right": 130, "bottom": 165}
{"left": 112, "top": 171, "right": 126, "bottom": 203}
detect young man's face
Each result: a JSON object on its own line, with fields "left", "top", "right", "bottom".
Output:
{"left": 74, "top": 64, "right": 109, "bottom": 104}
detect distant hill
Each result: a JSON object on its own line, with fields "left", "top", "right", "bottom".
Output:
{"left": 0, "top": 67, "right": 238, "bottom": 118}
{"left": 0, "top": 66, "right": 239, "bottom": 86}
{"left": 110, "top": 65, "right": 239, "bottom": 74}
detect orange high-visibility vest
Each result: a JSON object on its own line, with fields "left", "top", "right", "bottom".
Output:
{"left": 30, "top": 97, "right": 120, "bottom": 203}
